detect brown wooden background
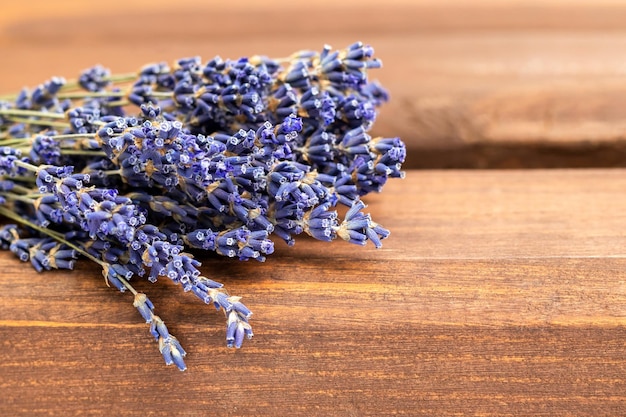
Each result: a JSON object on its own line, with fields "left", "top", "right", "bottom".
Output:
{"left": 2, "top": 1, "right": 626, "bottom": 416}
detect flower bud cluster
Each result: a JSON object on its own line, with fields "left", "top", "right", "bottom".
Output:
{"left": 0, "top": 42, "right": 405, "bottom": 370}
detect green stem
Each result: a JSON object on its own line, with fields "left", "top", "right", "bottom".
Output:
{"left": 60, "top": 149, "right": 106, "bottom": 156}
{"left": 3, "top": 116, "right": 69, "bottom": 128}
{"left": 57, "top": 89, "right": 171, "bottom": 100}
{"left": 21, "top": 192, "right": 49, "bottom": 199}
{"left": 48, "top": 133, "right": 97, "bottom": 141}
{"left": 57, "top": 91, "right": 124, "bottom": 99}
{"left": 7, "top": 183, "right": 34, "bottom": 195}
{"left": 1, "top": 193, "right": 36, "bottom": 205}
{"left": 0, "top": 138, "right": 32, "bottom": 147}
{"left": 149, "top": 91, "right": 173, "bottom": 98}
{"left": 13, "top": 159, "right": 39, "bottom": 172}
{"left": 0, "top": 108, "right": 66, "bottom": 119}
{"left": 2, "top": 174, "right": 36, "bottom": 184}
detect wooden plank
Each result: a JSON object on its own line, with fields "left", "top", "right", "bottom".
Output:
{"left": 1, "top": 169, "right": 626, "bottom": 416}
{"left": 3, "top": 1, "right": 626, "bottom": 167}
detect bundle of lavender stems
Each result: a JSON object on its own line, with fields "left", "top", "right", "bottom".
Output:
{"left": 0, "top": 42, "right": 405, "bottom": 370}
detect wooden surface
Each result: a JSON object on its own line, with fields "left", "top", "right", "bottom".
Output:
{"left": 3, "top": 1, "right": 626, "bottom": 167}
{"left": 2, "top": 169, "right": 626, "bottom": 416}
{"left": 3, "top": 1, "right": 626, "bottom": 416}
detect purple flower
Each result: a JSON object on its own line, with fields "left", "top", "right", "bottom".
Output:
{"left": 226, "top": 309, "right": 253, "bottom": 349}
{"left": 30, "top": 135, "right": 62, "bottom": 165}
{"left": 78, "top": 65, "right": 111, "bottom": 92}
{"left": 150, "top": 313, "right": 187, "bottom": 371}
{"left": 159, "top": 334, "right": 187, "bottom": 371}
{"left": 9, "top": 237, "right": 76, "bottom": 272}
{"left": 0, "top": 224, "right": 19, "bottom": 249}
{"left": 335, "top": 200, "right": 389, "bottom": 248}
{"left": 0, "top": 41, "right": 402, "bottom": 370}
{"left": 302, "top": 202, "right": 338, "bottom": 241}
{"left": 31, "top": 77, "right": 66, "bottom": 110}
{"left": 133, "top": 292, "right": 155, "bottom": 323}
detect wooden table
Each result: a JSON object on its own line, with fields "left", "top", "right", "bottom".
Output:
{"left": 2, "top": 1, "right": 626, "bottom": 416}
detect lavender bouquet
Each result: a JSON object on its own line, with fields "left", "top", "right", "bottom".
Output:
{"left": 0, "top": 42, "right": 405, "bottom": 370}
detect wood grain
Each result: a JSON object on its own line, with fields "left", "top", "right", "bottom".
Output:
{"left": 2, "top": 169, "right": 626, "bottom": 416}
{"left": 3, "top": 1, "right": 626, "bottom": 167}
{"left": 2, "top": 2, "right": 626, "bottom": 416}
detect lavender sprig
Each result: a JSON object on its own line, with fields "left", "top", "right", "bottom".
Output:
{"left": 0, "top": 41, "right": 405, "bottom": 370}
{"left": 0, "top": 156, "right": 254, "bottom": 357}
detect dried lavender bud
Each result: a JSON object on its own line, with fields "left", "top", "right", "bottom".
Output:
{"left": 78, "top": 65, "right": 111, "bottom": 92}
{"left": 0, "top": 41, "right": 404, "bottom": 370}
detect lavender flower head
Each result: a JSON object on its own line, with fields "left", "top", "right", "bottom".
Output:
{"left": 0, "top": 41, "right": 405, "bottom": 370}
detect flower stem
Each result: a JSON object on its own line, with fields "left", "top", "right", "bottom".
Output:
{"left": 13, "top": 159, "right": 39, "bottom": 173}
{"left": 59, "top": 149, "right": 106, "bottom": 156}
{"left": 58, "top": 72, "right": 138, "bottom": 91}
{"left": 1, "top": 193, "right": 37, "bottom": 205}
{"left": 57, "top": 91, "right": 124, "bottom": 99}
{"left": 2, "top": 116, "right": 69, "bottom": 128}
{"left": 51, "top": 133, "right": 97, "bottom": 141}
{"left": 0, "top": 138, "right": 32, "bottom": 147}
{"left": 0, "top": 205, "right": 138, "bottom": 295}
{"left": 0, "top": 108, "right": 66, "bottom": 119}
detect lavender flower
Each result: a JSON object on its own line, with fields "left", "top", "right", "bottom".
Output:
{"left": 159, "top": 333, "right": 187, "bottom": 371}
{"left": 0, "top": 41, "right": 404, "bottom": 370}
{"left": 78, "top": 65, "right": 111, "bottom": 92}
